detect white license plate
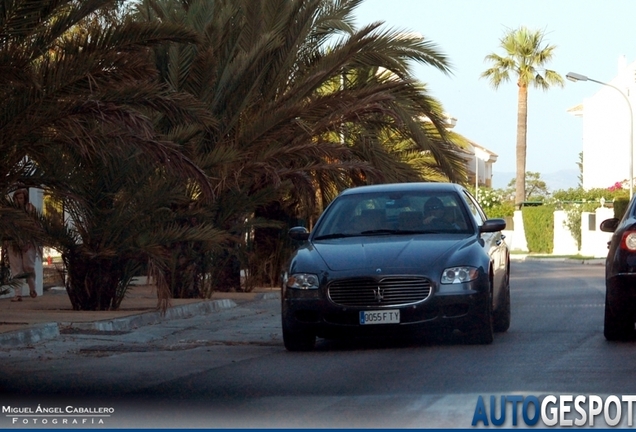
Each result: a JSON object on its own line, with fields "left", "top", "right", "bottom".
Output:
{"left": 359, "top": 310, "right": 400, "bottom": 325}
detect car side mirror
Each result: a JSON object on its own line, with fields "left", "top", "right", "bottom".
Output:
{"left": 288, "top": 226, "right": 310, "bottom": 241}
{"left": 479, "top": 218, "right": 506, "bottom": 233}
{"left": 600, "top": 218, "right": 620, "bottom": 233}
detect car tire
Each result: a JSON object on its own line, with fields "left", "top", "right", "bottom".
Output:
{"left": 282, "top": 324, "right": 316, "bottom": 351}
{"left": 467, "top": 291, "right": 494, "bottom": 345}
{"left": 604, "top": 283, "right": 634, "bottom": 341}
{"left": 493, "top": 274, "right": 511, "bottom": 333}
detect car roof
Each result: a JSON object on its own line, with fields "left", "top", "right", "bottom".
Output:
{"left": 339, "top": 182, "right": 465, "bottom": 196}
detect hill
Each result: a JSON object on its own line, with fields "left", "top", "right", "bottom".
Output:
{"left": 491, "top": 169, "right": 579, "bottom": 192}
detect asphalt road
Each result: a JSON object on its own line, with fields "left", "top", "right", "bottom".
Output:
{"left": 2, "top": 259, "right": 634, "bottom": 428}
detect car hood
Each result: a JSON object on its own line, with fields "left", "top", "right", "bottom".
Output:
{"left": 312, "top": 235, "right": 467, "bottom": 271}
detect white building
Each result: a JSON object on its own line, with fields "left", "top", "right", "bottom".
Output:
{"left": 568, "top": 56, "right": 636, "bottom": 190}
{"left": 440, "top": 113, "right": 498, "bottom": 188}
{"left": 468, "top": 142, "right": 498, "bottom": 189}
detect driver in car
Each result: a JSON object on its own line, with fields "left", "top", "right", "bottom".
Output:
{"left": 423, "top": 197, "right": 446, "bottom": 225}
{"left": 422, "top": 197, "right": 461, "bottom": 230}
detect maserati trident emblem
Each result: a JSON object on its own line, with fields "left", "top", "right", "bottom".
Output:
{"left": 374, "top": 286, "right": 384, "bottom": 303}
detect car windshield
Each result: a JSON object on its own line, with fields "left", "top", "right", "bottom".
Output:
{"left": 312, "top": 190, "right": 474, "bottom": 239}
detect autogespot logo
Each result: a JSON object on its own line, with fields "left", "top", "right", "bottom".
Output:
{"left": 471, "top": 395, "right": 636, "bottom": 427}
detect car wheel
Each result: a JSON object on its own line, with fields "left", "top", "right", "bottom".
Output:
{"left": 282, "top": 324, "right": 316, "bottom": 351}
{"left": 604, "top": 283, "right": 634, "bottom": 341}
{"left": 493, "top": 273, "right": 511, "bottom": 333}
{"left": 467, "top": 291, "right": 494, "bottom": 345}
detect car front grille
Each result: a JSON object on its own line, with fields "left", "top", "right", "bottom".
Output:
{"left": 328, "top": 276, "right": 432, "bottom": 307}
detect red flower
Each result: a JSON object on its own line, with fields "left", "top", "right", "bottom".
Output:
{"left": 608, "top": 181, "right": 624, "bottom": 191}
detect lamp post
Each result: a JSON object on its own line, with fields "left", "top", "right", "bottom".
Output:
{"left": 475, "top": 152, "right": 479, "bottom": 201}
{"left": 566, "top": 71, "right": 634, "bottom": 199}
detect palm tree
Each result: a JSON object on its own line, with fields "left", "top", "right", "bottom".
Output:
{"left": 37, "top": 147, "right": 228, "bottom": 310}
{"left": 0, "top": 0, "right": 217, "bottom": 310}
{"left": 0, "top": 0, "right": 208, "bottom": 196}
{"left": 481, "top": 26, "right": 563, "bottom": 209}
{"left": 137, "top": 0, "right": 469, "bottom": 289}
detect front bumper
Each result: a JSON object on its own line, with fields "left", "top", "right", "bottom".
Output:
{"left": 282, "top": 287, "right": 489, "bottom": 339}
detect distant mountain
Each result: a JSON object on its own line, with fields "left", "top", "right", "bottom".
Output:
{"left": 492, "top": 169, "right": 579, "bottom": 192}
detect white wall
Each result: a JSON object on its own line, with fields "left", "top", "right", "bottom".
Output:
{"left": 509, "top": 210, "right": 528, "bottom": 252}
{"left": 580, "top": 207, "right": 614, "bottom": 258}
{"left": 31, "top": 188, "right": 43, "bottom": 296}
{"left": 552, "top": 210, "right": 579, "bottom": 255}
{"left": 509, "top": 207, "right": 613, "bottom": 258}
{"left": 0, "top": 188, "right": 44, "bottom": 298}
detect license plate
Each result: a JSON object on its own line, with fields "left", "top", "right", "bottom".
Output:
{"left": 359, "top": 310, "right": 400, "bottom": 325}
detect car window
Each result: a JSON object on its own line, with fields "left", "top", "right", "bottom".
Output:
{"left": 463, "top": 190, "right": 487, "bottom": 226}
{"left": 313, "top": 190, "right": 473, "bottom": 237}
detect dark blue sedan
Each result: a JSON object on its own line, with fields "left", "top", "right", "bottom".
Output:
{"left": 600, "top": 196, "right": 636, "bottom": 340}
{"left": 281, "top": 182, "right": 510, "bottom": 351}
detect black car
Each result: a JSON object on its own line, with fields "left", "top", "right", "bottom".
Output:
{"left": 281, "top": 182, "right": 511, "bottom": 351}
{"left": 600, "top": 197, "right": 636, "bottom": 340}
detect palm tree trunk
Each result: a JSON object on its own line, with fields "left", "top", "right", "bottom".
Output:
{"left": 515, "top": 84, "right": 529, "bottom": 209}
{"left": 64, "top": 252, "right": 122, "bottom": 310}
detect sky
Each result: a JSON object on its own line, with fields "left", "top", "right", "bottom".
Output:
{"left": 353, "top": 0, "right": 636, "bottom": 188}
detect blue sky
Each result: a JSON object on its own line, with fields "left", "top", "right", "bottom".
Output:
{"left": 354, "top": 0, "right": 636, "bottom": 187}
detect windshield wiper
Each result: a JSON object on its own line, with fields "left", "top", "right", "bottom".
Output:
{"left": 313, "top": 233, "right": 358, "bottom": 240}
{"left": 360, "top": 229, "right": 400, "bottom": 235}
{"left": 315, "top": 229, "right": 443, "bottom": 240}
{"left": 361, "top": 229, "right": 439, "bottom": 235}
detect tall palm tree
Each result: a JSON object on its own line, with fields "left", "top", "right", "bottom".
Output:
{"left": 481, "top": 26, "right": 563, "bottom": 208}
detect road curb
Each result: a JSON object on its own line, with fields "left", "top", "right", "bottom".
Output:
{"left": 59, "top": 298, "right": 239, "bottom": 332}
{"left": 510, "top": 255, "right": 605, "bottom": 265}
{"left": 0, "top": 323, "right": 60, "bottom": 348}
{"left": 253, "top": 292, "right": 280, "bottom": 301}
{"left": 0, "top": 299, "right": 239, "bottom": 348}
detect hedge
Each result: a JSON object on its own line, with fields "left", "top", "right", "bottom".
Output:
{"left": 522, "top": 205, "right": 555, "bottom": 254}
{"left": 614, "top": 198, "right": 630, "bottom": 220}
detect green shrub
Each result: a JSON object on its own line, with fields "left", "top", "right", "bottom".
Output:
{"left": 522, "top": 205, "right": 554, "bottom": 253}
{"left": 552, "top": 187, "right": 627, "bottom": 203}
{"left": 484, "top": 202, "right": 515, "bottom": 219}
{"left": 478, "top": 187, "right": 514, "bottom": 220}
{"left": 614, "top": 198, "right": 630, "bottom": 220}
{"left": 561, "top": 202, "right": 597, "bottom": 250}
{"left": 550, "top": 186, "right": 628, "bottom": 250}
{"left": 477, "top": 188, "right": 502, "bottom": 209}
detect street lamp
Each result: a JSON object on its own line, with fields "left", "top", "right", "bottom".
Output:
{"left": 566, "top": 71, "right": 634, "bottom": 199}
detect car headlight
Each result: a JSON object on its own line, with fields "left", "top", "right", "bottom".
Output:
{"left": 441, "top": 266, "right": 478, "bottom": 284}
{"left": 286, "top": 273, "right": 320, "bottom": 289}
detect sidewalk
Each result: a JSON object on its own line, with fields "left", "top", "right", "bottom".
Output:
{"left": 510, "top": 253, "right": 606, "bottom": 265}
{"left": 0, "top": 284, "right": 280, "bottom": 347}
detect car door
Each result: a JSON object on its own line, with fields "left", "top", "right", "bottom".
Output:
{"left": 462, "top": 190, "right": 506, "bottom": 294}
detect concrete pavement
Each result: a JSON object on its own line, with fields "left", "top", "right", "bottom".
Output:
{"left": 0, "top": 283, "right": 280, "bottom": 348}
{"left": 1, "top": 255, "right": 603, "bottom": 348}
